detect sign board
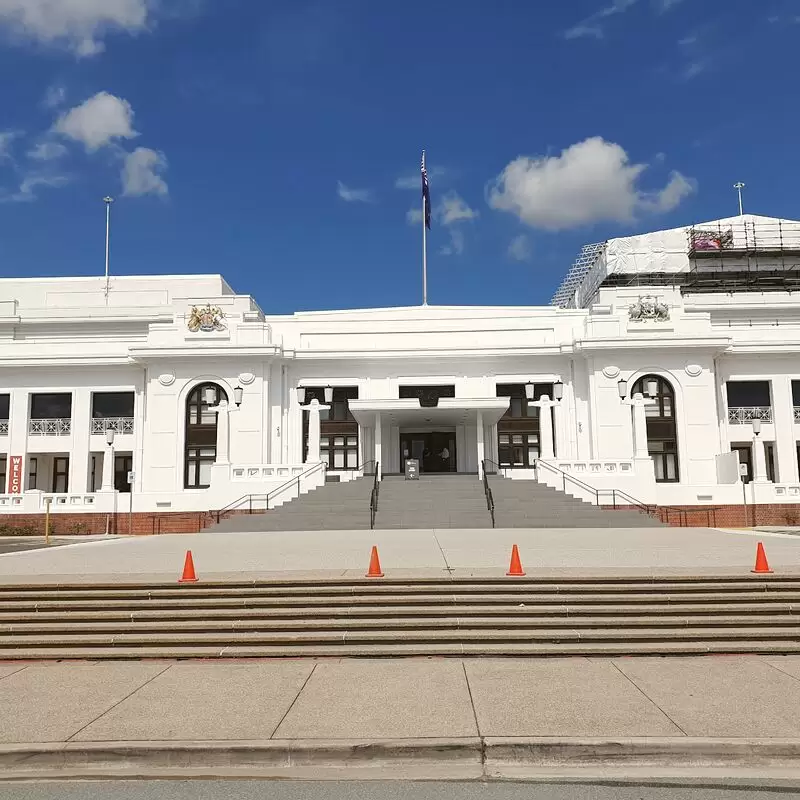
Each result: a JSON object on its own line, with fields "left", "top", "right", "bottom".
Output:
{"left": 739, "top": 463, "right": 749, "bottom": 477}
{"left": 404, "top": 459, "right": 420, "bottom": 481}
{"left": 7, "top": 456, "right": 22, "bottom": 494}
{"left": 127, "top": 471, "right": 135, "bottom": 485}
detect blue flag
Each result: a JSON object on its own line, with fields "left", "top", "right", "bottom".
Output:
{"left": 421, "top": 151, "right": 431, "bottom": 230}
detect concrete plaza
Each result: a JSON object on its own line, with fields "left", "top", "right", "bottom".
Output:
{"left": 2, "top": 656, "right": 800, "bottom": 781}
{"left": 0, "top": 526, "right": 798, "bottom": 584}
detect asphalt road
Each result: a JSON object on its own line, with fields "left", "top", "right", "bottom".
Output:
{"left": 0, "top": 538, "right": 72, "bottom": 555}
{"left": 1, "top": 782, "right": 798, "bottom": 800}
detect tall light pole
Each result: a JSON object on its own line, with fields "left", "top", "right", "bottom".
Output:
{"left": 734, "top": 182, "right": 745, "bottom": 216}
{"left": 104, "top": 196, "right": 114, "bottom": 299}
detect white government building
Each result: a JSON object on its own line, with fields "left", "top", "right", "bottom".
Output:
{"left": 2, "top": 212, "right": 800, "bottom": 524}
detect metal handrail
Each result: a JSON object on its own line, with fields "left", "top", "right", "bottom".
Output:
{"left": 369, "top": 462, "right": 380, "bottom": 529}
{"left": 481, "top": 460, "right": 495, "bottom": 528}
{"left": 534, "top": 459, "right": 717, "bottom": 527}
{"left": 357, "top": 459, "right": 378, "bottom": 475}
{"left": 212, "top": 461, "right": 327, "bottom": 523}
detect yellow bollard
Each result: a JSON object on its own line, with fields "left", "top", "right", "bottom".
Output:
{"left": 44, "top": 497, "right": 52, "bottom": 546}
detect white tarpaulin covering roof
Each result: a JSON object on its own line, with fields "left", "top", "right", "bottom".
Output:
{"left": 564, "top": 214, "right": 800, "bottom": 308}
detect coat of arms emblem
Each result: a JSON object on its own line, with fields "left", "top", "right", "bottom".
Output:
{"left": 187, "top": 304, "right": 225, "bottom": 333}
{"left": 629, "top": 295, "right": 669, "bottom": 322}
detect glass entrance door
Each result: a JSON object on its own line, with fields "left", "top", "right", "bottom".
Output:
{"left": 400, "top": 432, "right": 456, "bottom": 473}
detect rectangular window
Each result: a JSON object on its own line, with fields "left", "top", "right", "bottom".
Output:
{"left": 114, "top": 455, "right": 133, "bottom": 493}
{"left": 52, "top": 457, "right": 69, "bottom": 493}
{"left": 31, "top": 393, "right": 72, "bottom": 419}
{"left": 0, "top": 394, "right": 9, "bottom": 420}
{"left": 304, "top": 386, "right": 359, "bottom": 469}
{"left": 92, "top": 392, "right": 134, "bottom": 418}
{"left": 498, "top": 432, "right": 539, "bottom": 467}
{"left": 496, "top": 383, "right": 551, "bottom": 467}
{"left": 185, "top": 447, "right": 216, "bottom": 489}
{"left": 398, "top": 385, "right": 455, "bottom": 407}
{"left": 0, "top": 455, "right": 6, "bottom": 492}
{"left": 27, "top": 457, "right": 38, "bottom": 490}
{"left": 726, "top": 381, "right": 771, "bottom": 407}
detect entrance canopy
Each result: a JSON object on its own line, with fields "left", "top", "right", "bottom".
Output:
{"left": 348, "top": 397, "right": 510, "bottom": 427}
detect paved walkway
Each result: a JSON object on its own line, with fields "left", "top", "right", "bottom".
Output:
{"left": 3, "top": 654, "right": 799, "bottom": 742}
{"left": 0, "top": 527, "right": 798, "bottom": 584}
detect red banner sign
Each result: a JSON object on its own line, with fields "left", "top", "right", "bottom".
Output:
{"left": 8, "top": 456, "right": 22, "bottom": 494}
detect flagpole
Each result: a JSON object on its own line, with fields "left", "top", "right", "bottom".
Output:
{"left": 422, "top": 151, "right": 428, "bottom": 306}
{"left": 103, "top": 196, "right": 114, "bottom": 301}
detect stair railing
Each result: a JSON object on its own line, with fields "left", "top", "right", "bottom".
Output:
{"left": 481, "top": 460, "right": 496, "bottom": 528}
{"left": 534, "top": 460, "right": 721, "bottom": 527}
{"left": 369, "top": 462, "right": 380, "bottom": 529}
{"left": 211, "top": 461, "right": 327, "bottom": 524}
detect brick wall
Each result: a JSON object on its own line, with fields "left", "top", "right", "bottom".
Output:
{"left": 605, "top": 503, "right": 800, "bottom": 527}
{"left": 0, "top": 511, "right": 213, "bottom": 536}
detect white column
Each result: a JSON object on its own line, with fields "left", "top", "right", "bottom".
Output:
{"left": 539, "top": 396, "right": 554, "bottom": 460}
{"left": 70, "top": 387, "right": 91, "bottom": 493}
{"left": 211, "top": 400, "right": 231, "bottom": 466}
{"left": 374, "top": 411, "right": 382, "bottom": 479}
{"left": 476, "top": 411, "right": 485, "bottom": 479}
{"left": 631, "top": 393, "right": 650, "bottom": 459}
{"left": 100, "top": 442, "right": 115, "bottom": 490}
{"left": 300, "top": 399, "right": 330, "bottom": 464}
{"left": 753, "top": 434, "right": 769, "bottom": 484}
{"left": 771, "top": 377, "right": 798, "bottom": 483}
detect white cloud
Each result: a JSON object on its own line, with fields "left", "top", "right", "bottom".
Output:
{"left": 440, "top": 228, "right": 465, "bottom": 257}
{"left": 487, "top": 136, "right": 695, "bottom": 231}
{"left": 54, "top": 91, "right": 137, "bottom": 151}
{"left": 656, "top": 0, "right": 684, "bottom": 11}
{"left": 0, "top": 0, "right": 151, "bottom": 56}
{"left": 42, "top": 85, "right": 66, "bottom": 108}
{"left": 337, "top": 180, "right": 373, "bottom": 203}
{"left": 121, "top": 147, "right": 168, "bottom": 196}
{"left": 508, "top": 234, "right": 532, "bottom": 262}
{"left": 0, "top": 130, "right": 19, "bottom": 161}
{"left": 564, "top": 0, "right": 638, "bottom": 39}
{"left": 440, "top": 191, "right": 478, "bottom": 225}
{"left": 406, "top": 207, "right": 423, "bottom": 225}
{"left": 395, "top": 165, "right": 446, "bottom": 190}
{"left": 1, "top": 173, "right": 69, "bottom": 203}
{"left": 27, "top": 141, "right": 68, "bottom": 161}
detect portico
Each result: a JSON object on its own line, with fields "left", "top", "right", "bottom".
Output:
{"left": 348, "top": 398, "right": 509, "bottom": 478}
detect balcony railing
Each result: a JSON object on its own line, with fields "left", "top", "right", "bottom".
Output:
{"left": 92, "top": 417, "right": 134, "bottom": 435}
{"left": 728, "top": 406, "right": 773, "bottom": 424}
{"left": 28, "top": 418, "right": 71, "bottom": 435}
{"left": 794, "top": 407, "right": 800, "bottom": 422}
{"left": 0, "top": 420, "right": 7, "bottom": 435}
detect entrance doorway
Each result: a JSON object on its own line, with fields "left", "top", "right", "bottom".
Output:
{"left": 400, "top": 432, "right": 456, "bottom": 473}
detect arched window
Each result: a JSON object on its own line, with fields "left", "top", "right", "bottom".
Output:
{"left": 632, "top": 375, "right": 679, "bottom": 483}
{"left": 184, "top": 383, "right": 227, "bottom": 489}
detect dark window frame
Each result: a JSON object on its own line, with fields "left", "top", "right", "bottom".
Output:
{"left": 30, "top": 393, "right": 72, "bottom": 420}
{"left": 302, "top": 387, "right": 359, "bottom": 469}
{"left": 52, "top": 456, "right": 69, "bottom": 493}
{"left": 0, "top": 394, "right": 9, "bottom": 420}
{"left": 633, "top": 375, "right": 679, "bottom": 483}
{"left": 184, "top": 383, "right": 227, "bottom": 489}
{"left": 92, "top": 391, "right": 135, "bottom": 418}
{"left": 398, "top": 385, "right": 455, "bottom": 407}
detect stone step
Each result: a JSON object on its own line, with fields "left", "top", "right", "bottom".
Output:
{"left": 5, "top": 613, "right": 798, "bottom": 634}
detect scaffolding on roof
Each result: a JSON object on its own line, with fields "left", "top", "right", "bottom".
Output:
{"left": 550, "top": 241, "right": 606, "bottom": 308}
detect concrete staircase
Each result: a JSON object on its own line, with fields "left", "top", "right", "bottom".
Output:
{"left": 0, "top": 576, "right": 798, "bottom": 659}
{"left": 488, "top": 474, "right": 663, "bottom": 528}
{"left": 210, "top": 478, "right": 374, "bottom": 532}
{"left": 374, "top": 475, "right": 492, "bottom": 529}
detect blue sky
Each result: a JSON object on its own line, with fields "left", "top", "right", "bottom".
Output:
{"left": 0, "top": 0, "right": 797, "bottom": 312}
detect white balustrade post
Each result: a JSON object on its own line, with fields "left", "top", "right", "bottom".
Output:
{"left": 374, "top": 411, "right": 382, "bottom": 480}
{"left": 300, "top": 399, "right": 330, "bottom": 464}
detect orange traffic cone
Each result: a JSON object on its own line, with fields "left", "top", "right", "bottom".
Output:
{"left": 506, "top": 544, "right": 525, "bottom": 576}
{"left": 366, "top": 546, "right": 384, "bottom": 578}
{"left": 752, "top": 541, "right": 773, "bottom": 574}
{"left": 178, "top": 550, "right": 198, "bottom": 583}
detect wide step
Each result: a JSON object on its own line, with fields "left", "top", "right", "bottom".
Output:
{"left": 0, "top": 576, "right": 797, "bottom": 659}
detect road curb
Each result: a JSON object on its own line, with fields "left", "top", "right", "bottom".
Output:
{"left": 2, "top": 737, "right": 800, "bottom": 780}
